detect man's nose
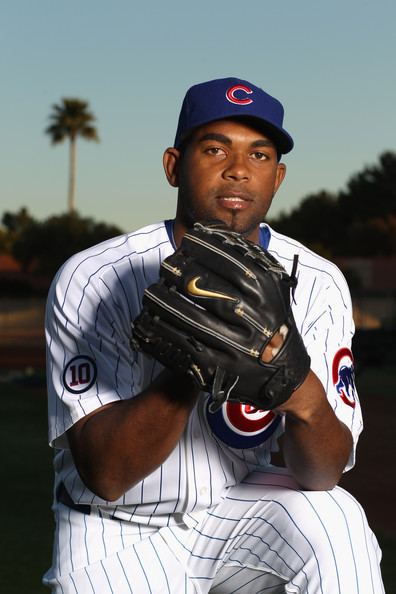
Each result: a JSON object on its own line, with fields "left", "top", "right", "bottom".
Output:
{"left": 223, "top": 153, "right": 249, "bottom": 181}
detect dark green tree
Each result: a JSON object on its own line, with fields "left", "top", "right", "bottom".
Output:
{"left": 45, "top": 99, "right": 99, "bottom": 213}
{"left": 1, "top": 207, "right": 36, "bottom": 255}
{"left": 269, "top": 151, "right": 396, "bottom": 257}
{"left": 338, "top": 151, "right": 396, "bottom": 225}
{"left": 10, "top": 212, "right": 122, "bottom": 276}
{"left": 268, "top": 191, "right": 339, "bottom": 258}
{"left": 339, "top": 215, "right": 396, "bottom": 257}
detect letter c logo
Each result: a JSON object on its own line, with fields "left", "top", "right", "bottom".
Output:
{"left": 226, "top": 85, "right": 253, "bottom": 105}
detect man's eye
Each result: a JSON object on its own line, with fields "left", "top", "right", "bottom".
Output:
{"left": 205, "top": 147, "right": 224, "bottom": 155}
{"left": 252, "top": 152, "right": 268, "bottom": 160}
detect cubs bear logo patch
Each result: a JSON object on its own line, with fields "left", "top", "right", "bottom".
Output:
{"left": 332, "top": 347, "right": 356, "bottom": 408}
{"left": 206, "top": 399, "right": 281, "bottom": 449}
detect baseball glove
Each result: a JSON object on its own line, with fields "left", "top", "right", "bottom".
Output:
{"left": 131, "top": 221, "right": 311, "bottom": 412}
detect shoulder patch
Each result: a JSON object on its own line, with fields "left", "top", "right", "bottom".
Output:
{"left": 332, "top": 348, "right": 356, "bottom": 408}
{"left": 206, "top": 399, "right": 281, "bottom": 449}
{"left": 63, "top": 355, "right": 97, "bottom": 394}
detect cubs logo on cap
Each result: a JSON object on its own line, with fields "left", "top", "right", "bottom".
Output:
{"left": 332, "top": 347, "right": 356, "bottom": 408}
{"left": 206, "top": 398, "right": 281, "bottom": 449}
{"left": 226, "top": 84, "right": 253, "bottom": 105}
{"left": 174, "top": 77, "right": 294, "bottom": 154}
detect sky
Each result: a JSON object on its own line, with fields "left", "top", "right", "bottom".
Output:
{"left": 1, "top": 0, "right": 395, "bottom": 233}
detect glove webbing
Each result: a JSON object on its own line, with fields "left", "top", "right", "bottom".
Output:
{"left": 209, "top": 367, "right": 240, "bottom": 413}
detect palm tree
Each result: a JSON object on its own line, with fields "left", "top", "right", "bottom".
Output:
{"left": 46, "top": 98, "right": 99, "bottom": 213}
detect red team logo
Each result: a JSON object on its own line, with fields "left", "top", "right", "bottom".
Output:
{"left": 206, "top": 399, "right": 281, "bottom": 448}
{"left": 332, "top": 347, "right": 356, "bottom": 408}
{"left": 226, "top": 84, "right": 254, "bottom": 105}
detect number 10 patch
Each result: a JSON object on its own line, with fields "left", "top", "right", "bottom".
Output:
{"left": 63, "top": 355, "right": 97, "bottom": 394}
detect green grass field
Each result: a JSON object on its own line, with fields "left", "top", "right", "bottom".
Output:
{"left": 0, "top": 370, "right": 394, "bottom": 593}
{"left": 0, "top": 381, "right": 53, "bottom": 593}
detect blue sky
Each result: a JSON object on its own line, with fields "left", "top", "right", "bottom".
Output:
{"left": 1, "top": 0, "right": 395, "bottom": 232}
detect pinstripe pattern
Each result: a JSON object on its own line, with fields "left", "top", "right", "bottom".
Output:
{"left": 43, "top": 470, "right": 384, "bottom": 593}
{"left": 44, "top": 220, "right": 384, "bottom": 592}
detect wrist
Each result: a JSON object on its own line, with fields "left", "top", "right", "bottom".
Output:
{"left": 276, "top": 370, "right": 328, "bottom": 422}
{"left": 152, "top": 369, "right": 200, "bottom": 407}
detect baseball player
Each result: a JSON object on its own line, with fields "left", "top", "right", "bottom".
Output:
{"left": 43, "top": 77, "right": 385, "bottom": 593}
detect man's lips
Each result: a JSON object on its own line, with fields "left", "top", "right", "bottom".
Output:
{"left": 216, "top": 194, "right": 252, "bottom": 210}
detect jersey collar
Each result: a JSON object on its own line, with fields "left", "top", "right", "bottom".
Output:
{"left": 259, "top": 224, "right": 271, "bottom": 249}
{"left": 165, "top": 220, "right": 271, "bottom": 250}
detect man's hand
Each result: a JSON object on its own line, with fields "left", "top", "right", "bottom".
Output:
{"left": 132, "top": 221, "right": 311, "bottom": 413}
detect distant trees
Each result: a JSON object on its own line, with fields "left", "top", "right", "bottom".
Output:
{"left": 1, "top": 150, "right": 395, "bottom": 292}
{"left": 268, "top": 151, "right": 396, "bottom": 258}
{"left": 0, "top": 207, "right": 34, "bottom": 255}
{"left": 1, "top": 209, "right": 122, "bottom": 277}
{"left": 45, "top": 99, "right": 99, "bottom": 213}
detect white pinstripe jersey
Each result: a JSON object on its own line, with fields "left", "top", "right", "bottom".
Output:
{"left": 46, "top": 220, "right": 363, "bottom": 527}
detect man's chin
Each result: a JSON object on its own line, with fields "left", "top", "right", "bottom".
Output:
{"left": 221, "top": 213, "right": 261, "bottom": 238}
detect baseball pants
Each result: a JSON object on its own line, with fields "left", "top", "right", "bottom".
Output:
{"left": 43, "top": 468, "right": 385, "bottom": 593}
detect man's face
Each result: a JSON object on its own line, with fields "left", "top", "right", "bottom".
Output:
{"left": 164, "top": 119, "right": 286, "bottom": 244}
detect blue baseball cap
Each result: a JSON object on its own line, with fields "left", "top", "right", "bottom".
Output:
{"left": 174, "top": 77, "right": 294, "bottom": 154}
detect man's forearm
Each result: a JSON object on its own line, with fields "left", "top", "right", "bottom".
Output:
{"left": 278, "top": 371, "right": 353, "bottom": 490}
{"left": 67, "top": 371, "right": 199, "bottom": 501}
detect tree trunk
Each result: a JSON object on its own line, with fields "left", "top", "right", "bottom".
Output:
{"left": 68, "top": 137, "right": 77, "bottom": 213}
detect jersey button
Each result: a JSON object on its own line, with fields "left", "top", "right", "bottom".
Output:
{"left": 199, "top": 486, "right": 208, "bottom": 495}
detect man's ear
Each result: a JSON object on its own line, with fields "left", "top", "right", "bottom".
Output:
{"left": 163, "top": 147, "right": 181, "bottom": 187}
{"left": 273, "top": 162, "right": 286, "bottom": 196}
